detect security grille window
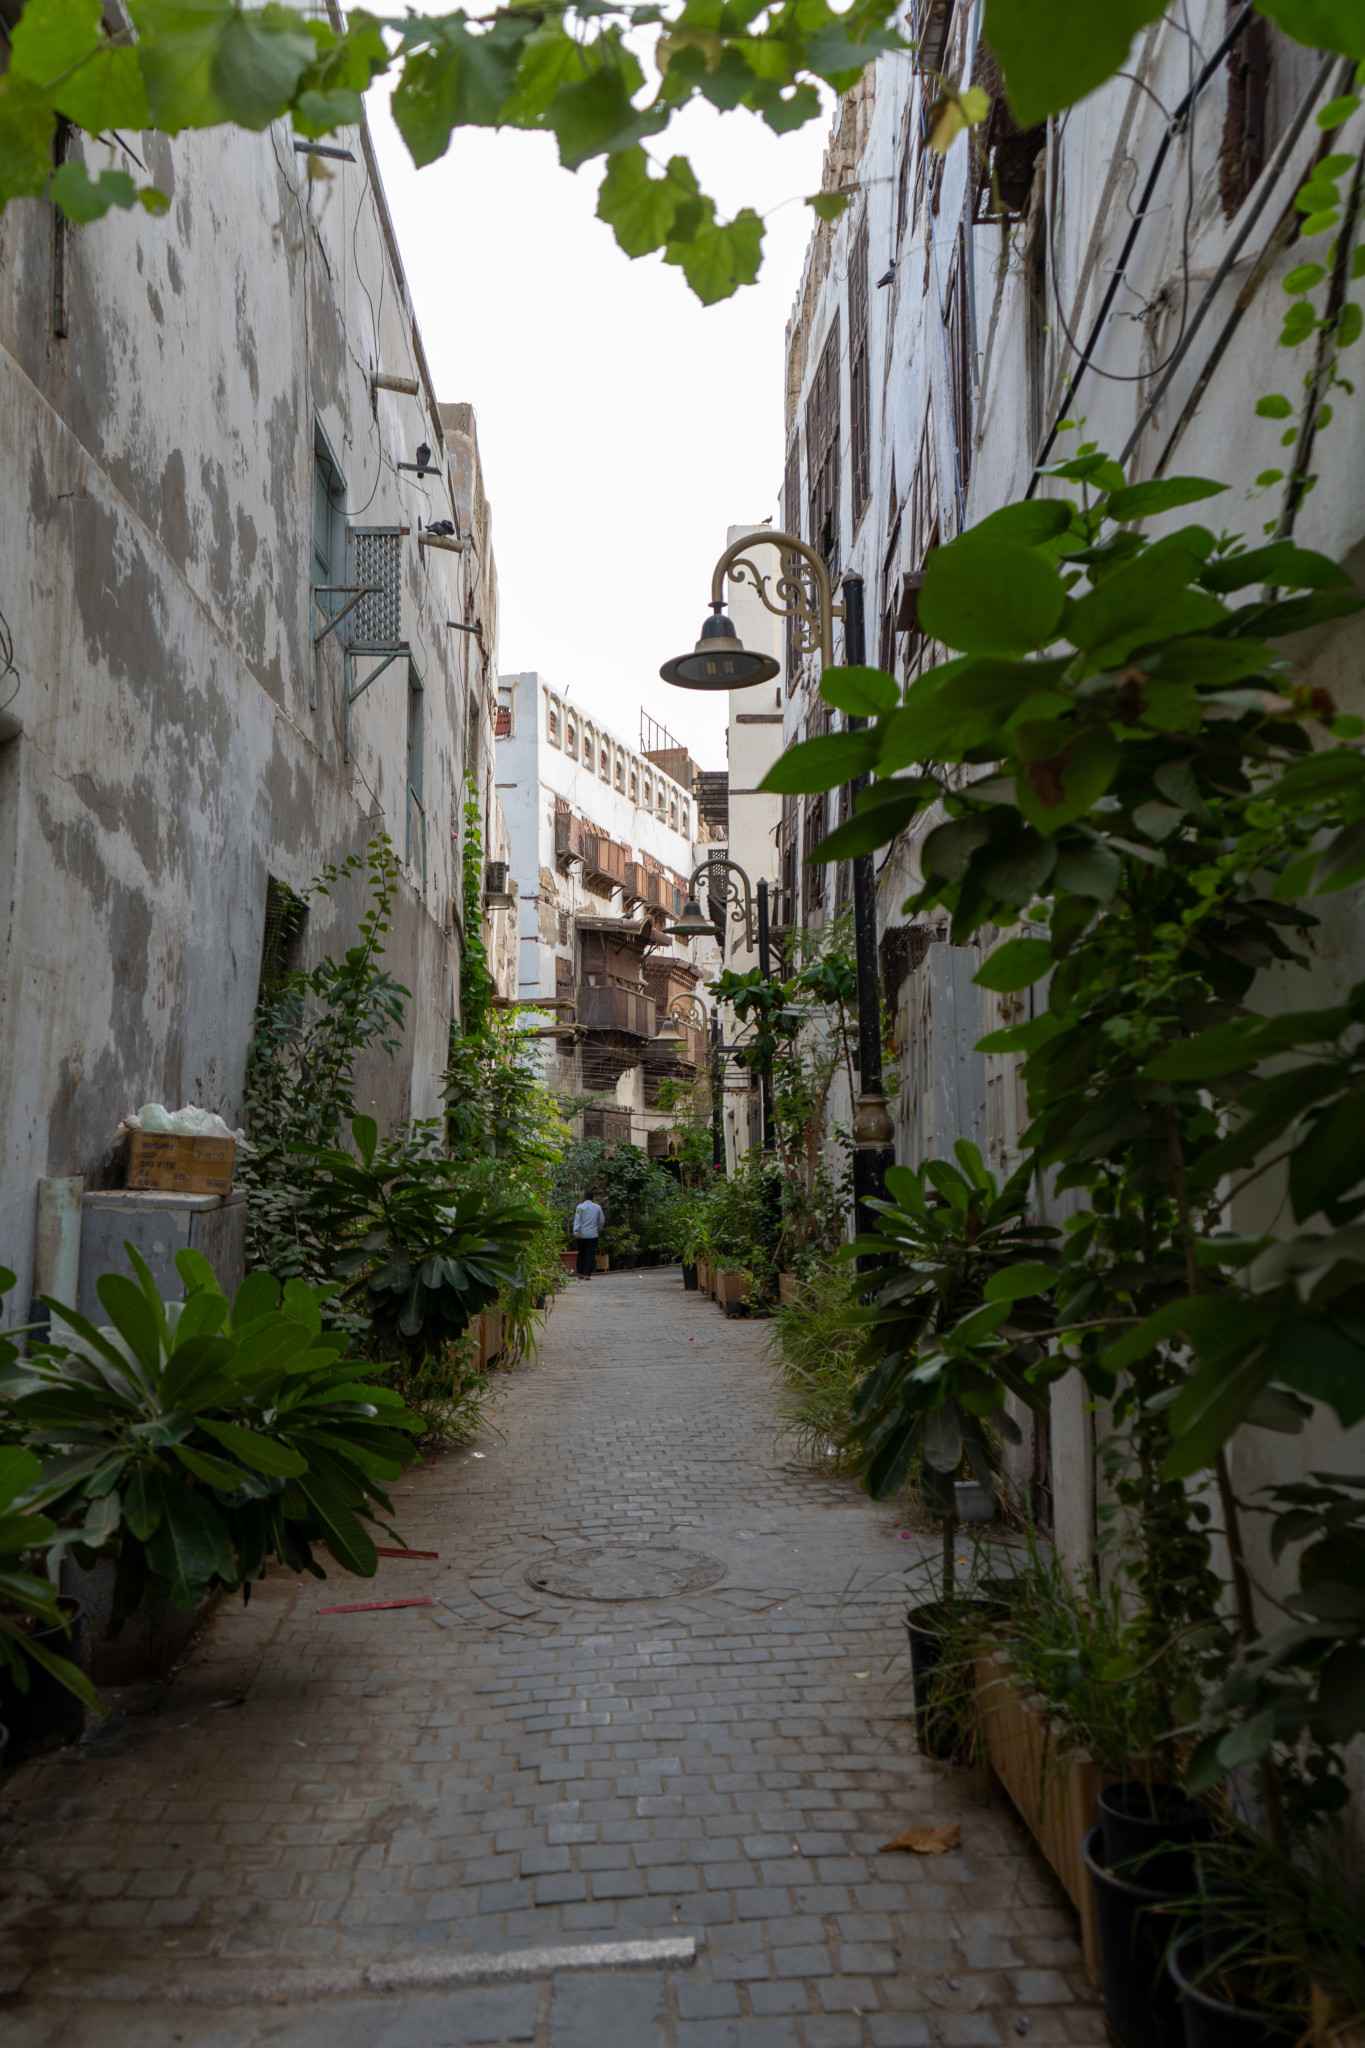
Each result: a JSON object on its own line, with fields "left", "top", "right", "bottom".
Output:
{"left": 351, "top": 528, "right": 402, "bottom": 645}
{"left": 558, "top": 909, "right": 570, "bottom": 945}
{"left": 406, "top": 667, "right": 425, "bottom": 883}
{"left": 259, "top": 876, "right": 307, "bottom": 994}
{"left": 909, "top": 0, "right": 953, "bottom": 76}
{"left": 849, "top": 217, "right": 871, "bottom": 526}
{"left": 779, "top": 795, "right": 799, "bottom": 925}
{"left": 803, "top": 794, "right": 827, "bottom": 916}
{"left": 895, "top": 102, "right": 916, "bottom": 244}
{"left": 905, "top": 414, "right": 940, "bottom": 682}
{"left": 1220, "top": 8, "right": 1321, "bottom": 217}
{"left": 943, "top": 233, "right": 973, "bottom": 516}
{"left": 782, "top": 434, "right": 802, "bottom": 691}
{"left": 805, "top": 314, "right": 841, "bottom": 578}
{"left": 312, "top": 434, "right": 345, "bottom": 609}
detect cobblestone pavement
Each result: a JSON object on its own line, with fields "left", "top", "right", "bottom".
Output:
{"left": 0, "top": 1271, "right": 1103, "bottom": 2048}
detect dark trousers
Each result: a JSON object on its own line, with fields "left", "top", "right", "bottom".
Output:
{"left": 576, "top": 1238, "right": 598, "bottom": 1276}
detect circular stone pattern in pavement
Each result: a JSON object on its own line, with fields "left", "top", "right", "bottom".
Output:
{"left": 526, "top": 1543, "right": 727, "bottom": 1602}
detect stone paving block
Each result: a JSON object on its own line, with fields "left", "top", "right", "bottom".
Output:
{"left": 548, "top": 1967, "right": 666, "bottom": 2048}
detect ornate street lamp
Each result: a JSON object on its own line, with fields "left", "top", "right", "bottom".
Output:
{"left": 659, "top": 530, "right": 840, "bottom": 686}
{"left": 667, "top": 856, "right": 758, "bottom": 953}
{"left": 660, "top": 536, "right": 894, "bottom": 1226}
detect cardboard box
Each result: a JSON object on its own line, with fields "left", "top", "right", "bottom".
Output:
{"left": 125, "top": 1131, "right": 235, "bottom": 1195}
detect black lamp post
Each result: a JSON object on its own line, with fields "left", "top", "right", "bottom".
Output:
{"left": 841, "top": 576, "right": 896, "bottom": 1252}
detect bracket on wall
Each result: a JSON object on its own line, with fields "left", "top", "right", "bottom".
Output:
{"left": 347, "top": 646, "right": 410, "bottom": 707}
{"left": 313, "top": 585, "right": 380, "bottom": 650}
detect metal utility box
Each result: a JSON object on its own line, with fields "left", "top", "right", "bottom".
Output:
{"left": 77, "top": 1189, "right": 248, "bottom": 1319}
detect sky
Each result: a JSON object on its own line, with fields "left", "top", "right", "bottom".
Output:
{"left": 367, "top": 90, "right": 831, "bottom": 772}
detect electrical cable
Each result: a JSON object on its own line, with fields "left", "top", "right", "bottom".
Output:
{"left": 1119, "top": 49, "right": 1348, "bottom": 468}
{"left": 1044, "top": 3, "right": 1201, "bottom": 393}
{"left": 1025, "top": 2, "right": 1255, "bottom": 497}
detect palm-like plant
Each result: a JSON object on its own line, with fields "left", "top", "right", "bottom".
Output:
{"left": 304, "top": 1116, "right": 543, "bottom": 1359}
{"left": 844, "top": 1142, "right": 1063, "bottom": 1593}
{"left": 2, "top": 1246, "right": 421, "bottom": 1634}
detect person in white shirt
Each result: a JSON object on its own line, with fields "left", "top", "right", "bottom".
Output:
{"left": 572, "top": 1193, "right": 606, "bottom": 1278}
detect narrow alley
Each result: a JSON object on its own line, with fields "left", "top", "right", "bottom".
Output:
{"left": 2, "top": 1275, "right": 1099, "bottom": 2048}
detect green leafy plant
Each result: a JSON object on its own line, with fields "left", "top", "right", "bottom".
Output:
{"left": 844, "top": 1143, "right": 1059, "bottom": 1591}
{"left": 0, "top": 0, "right": 910, "bottom": 301}
{"left": 767, "top": 1259, "right": 867, "bottom": 1467}
{"left": 305, "top": 1116, "right": 543, "bottom": 1360}
{"left": 2, "top": 1247, "right": 421, "bottom": 1633}
{"left": 240, "top": 835, "right": 408, "bottom": 1290}
{"left": 0, "top": 1452, "right": 102, "bottom": 1716}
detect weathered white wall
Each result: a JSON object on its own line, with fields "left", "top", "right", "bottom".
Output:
{"left": 0, "top": 116, "right": 503, "bottom": 1315}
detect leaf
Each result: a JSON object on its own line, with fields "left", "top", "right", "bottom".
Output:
{"left": 144, "top": 1470, "right": 236, "bottom": 1598}
{"left": 1053, "top": 839, "right": 1121, "bottom": 900}
{"left": 969, "top": 501, "right": 1074, "bottom": 547}
{"left": 1103, "top": 477, "right": 1227, "bottom": 522}
{"left": 982, "top": 0, "right": 1167, "bottom": 126}
{"left": 296, "top": 1469, "right": 378, "bottom": 1577}
{"left": 1314, "top": 817, "right": 1365, "bottom": 894}
{"left": 1265, "top": 1314, "right": 1365, "bottom": 1428}
{"left": 173, "top": 1443, "right": 248, "bottom": 1491}
{"left": 1066, "top": 539, "right": 1228, "bottom": 659}
{"left": 976, "top": 826, "right": 1058, "bottom": 905}
{"left": 390, "top": 10, "right": 531, "bottom": 160}
{"left": 1255, "top": 1, "right": 1365, "bottom": 60}
{"left": 983, "top": 1263, "right": 1056, "bottom": 1302}
{"left": 1216, "top": 1711, "right": 1276, "bottom": 1770}
{"left": 918, "top": 538, "right": 1067, "bottom": 655}
{"left": 973, "top": 936, "right": 1053, "bottom": 992}
{"left": 545, "top": 65, "right": 659, "bottom": 172}
{"left": 1016, "top": 726, "right": 1121, "bottom": 834}
{"left": 350, "top": 1114, "right": 378, "bottom": 1166}
{"left": 808, "top": 790, "right": 927, "bottom": 862}
{"left": 808, "top": 189, "right": 850, "bottom": 220}
{"left": 1317, "top": 1645, "right": 1365, "bottom": 1744}
{"left": 665, "top": 204, "right": 764, "bottom": 305}
{"left": 761, "top": 730, "right": 881, "bottom": 794}
{"left": 95, "top": 1271, "right": 163, "bottom": 1374}
{"left": 597, "top": 146, "right": 693, "bottom": 256}
{"left": 879, "top": 1823, "right": 961, "bottom": 1853}
{"left": 198, "top": 1419, "right": 307, "bottom": 1477}
{"left": 211, "top": 5, "right": 317, "bottom": 129}
{"left": 820, "top": 664, "right": 899, "bottom": 718}
{"left": 233, "top": 1272, "right": 280, "bottom": 1327}
{"left": 16, "top": 1635, "right": 104, "bottom": 1714}
{"left": 1289, "top": 1083, "right": 1365, "bottom": 1219}
{"left": 1201, "top": 543, "right": 1351, "bottom": 593}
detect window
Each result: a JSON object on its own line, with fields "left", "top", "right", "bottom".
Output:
{"left": 312, "top": 426, "right": 345, "bottom": 612}
{"left": 657, "top": 785, "right": 666, "bottom": 818}
{"left": 803, "top": 794, "right": 827, "bottom": 917}
{"left": 943, "top": 231, "right": 973, "bottom": 519}
{"left": 895, "top": 101, "right": 916, "bottom": 246}
{"left": 630, "top": 768, "right": 638, "bottom": 801}
{"left": 782, "top": 434, "right": 802, "bottom": 692}
{"left": 805, "top": 314, "right": 841, "bottom": 577}
{"left": 615, "top": 757, "right": 624, "bottom": 791}
{"left": 548, "top": 698, "right": 560, "bottom": 745}
{"left": 910, "top": 0, "right": 954, "bottom": 77}
{"left": 1220, "top": 7, "right": 1322, "bottom": 218}
{"left": 779, "top": 796, "right": 799, "bottom": 926}
{"left": 567, "top": 714, "right": 577, "bottom": 752}
{"left": 643, "top": 774, "right": 653, "bottom": 807}
{"left": 583, "top": 728, "right": 593, "bottom": 766}
{"left": 849, "top": 215, "right": 871, "bottom": 526}
{"left": 905, "top": 412, "right": 941, "bottom": 681}
{"left": 600, "top": 742, "right": 610, "bottom": 780}
{"left": 680, "top": 802, "right": 689, "bottom": 837}
{"left": 669, "top": 798, "right": 677, "bottom": 829}
{"left": 406, "top": 666, "right": 425, "bottom": 884}
{"left": 259, "top": 875, "right": 307, "bottom": 992}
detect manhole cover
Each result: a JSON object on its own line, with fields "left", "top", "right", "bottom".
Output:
{"left": 525, "top": 1544, "right": 727, "bottom": 1602}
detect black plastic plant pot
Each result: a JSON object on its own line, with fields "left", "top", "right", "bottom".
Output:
{"left": 905, "top": 1600, "right": 998, "bottom": 1762}
{"left": 0, "top": 1599, "right": 86, "bottom": 1758}
{"left": 1101, "top": 1781, "right": 1208, "bottom": 1894}
{"left": 1083, "top": 1825, "right": 1194, "bottom": 2048}
{"left": 682, "top": 1263, "right": 699, "bottom": 1290}
{"left": 1168, "top": 1929, "right": 1300, "bottom": 2048}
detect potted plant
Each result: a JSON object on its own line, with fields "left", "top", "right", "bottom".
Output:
{"left": 4, "top": 1244, "right": 424, "bottom": 1634}
{"left": 843, "top": 1143, "right": 1060, "bottom": 1756}
{"left": 0, "top": 1443, "right": 103, "bottom": 1758}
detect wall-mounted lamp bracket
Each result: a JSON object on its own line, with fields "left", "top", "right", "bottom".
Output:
{"left": 313, "top": 584, "right": 380, "bottom": 649}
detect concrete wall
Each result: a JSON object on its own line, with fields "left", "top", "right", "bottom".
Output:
{"left": 0, "top": 116, "right": 503, "bottom": 1315}
{"left": 765, "top": 8, "right": 1365, "bottom": 1611}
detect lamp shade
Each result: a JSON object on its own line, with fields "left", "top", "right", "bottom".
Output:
{"left": 660, "top": 608, "right": 780, "bottom": 691}
{"left": 667, "top": 895, "right": 713, "bottom": 939}
{"left": 651, "top": 1014, "right": 686, "bottom": 1052}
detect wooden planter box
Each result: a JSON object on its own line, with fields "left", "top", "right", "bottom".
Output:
{"left": 559, "top": 1250, "right": 579, "bottom": 1273}
{"left": 474, "top": 1311, "right": 503, "bottom": 1368}
{"left": 696, "top": 1261, "right": 711, "bottom": 1297}
{"left": 975, "top": 1646, "right": 1101, "bottom": 1979}
{"left": 714, "top": 1268, "right": 748, "bottom": 1310}
{"left": 596, "top": 1252, "right": 609, "bottom": 1271}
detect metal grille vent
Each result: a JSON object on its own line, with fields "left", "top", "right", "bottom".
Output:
{"left": 351, "top": 529, "right": 402, "bottom": 646}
